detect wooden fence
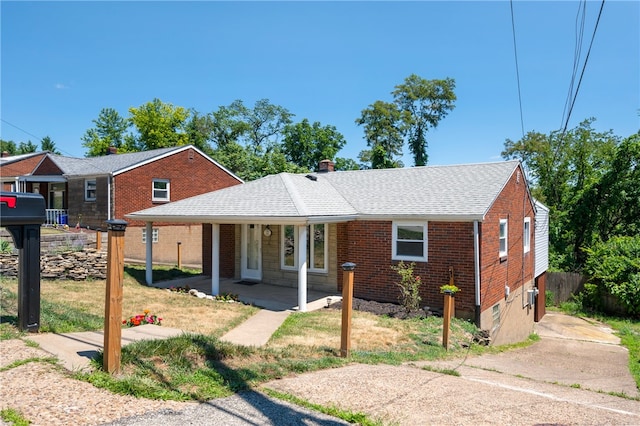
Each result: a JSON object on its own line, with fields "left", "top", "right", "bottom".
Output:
{"left": 546, "top": 272, "right": 586, "bottom": 305}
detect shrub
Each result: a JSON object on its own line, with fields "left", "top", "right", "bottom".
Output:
{"left": 584, "top": 235, "right": 640, "bottom": 317}
{"left": 391, "top": 261, "right": 422, "bottom": 311}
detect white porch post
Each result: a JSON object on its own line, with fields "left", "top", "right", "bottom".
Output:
{"left": 211, "top": 223, "right": 220, "bottom": 296}
{"left": 297, "top": 225, "right": 308, "bottom": 312}
{"left": 145, "top": 222, "right": 153, "bottom": 285}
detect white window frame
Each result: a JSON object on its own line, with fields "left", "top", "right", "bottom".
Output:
{"left": 392, "top": 221, "right": 428, "bottom": 262}
{"left": 142, "top": 228, "right": 159, "bottom": 243}
{"left": 280, "top": 224, "right": 328, "bottom": 273}
{"left": 499, "top": 218, "right": 508, "bottom": 258}
{"left": 523, "top": 217, "right": 531, "bottom": 253}
{"left": 152, "top": 179, "right": 170, "bottom": 202}
{"left": 281, "top": 225, "right": 297, "bottom": 271}
{"left": 85, "top": 179, "right": 96, "bottom": 201}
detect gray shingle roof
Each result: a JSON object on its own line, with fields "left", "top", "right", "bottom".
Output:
{"left": 127, "top": 160, "right": 521, "bottom": 223}
{"left": 48, "top": 147, "right": 183, "bottom": 176}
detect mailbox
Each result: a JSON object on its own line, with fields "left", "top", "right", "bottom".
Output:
{"left": 0, "top": 191, "right": 46, "bottom": 332}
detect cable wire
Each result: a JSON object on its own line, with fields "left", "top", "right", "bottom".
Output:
{"left": 510, "top": 0, "right": 526, "bottom": 139}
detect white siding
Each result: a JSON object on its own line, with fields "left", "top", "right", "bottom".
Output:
{"left": 534, "top": 200, "right": 549, "bottom": 277}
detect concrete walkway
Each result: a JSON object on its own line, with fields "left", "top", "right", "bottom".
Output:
{"left": 28, "top": 279, "right": 339, "bottom": 371}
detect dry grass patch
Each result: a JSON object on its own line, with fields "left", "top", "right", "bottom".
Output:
{"left": 268, "top": 310, "right": 413, "bottom": 351}
{"left": 2, "top": 276, "right": 257, "bottom": 337}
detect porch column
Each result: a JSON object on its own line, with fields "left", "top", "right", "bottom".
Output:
{"left": 211, "top": 223, "right": 220, "bottom": 295}
{"left": 297, "top": 225, "right": 308, "bottom": 312}
{"left": 145, "top": 222, "right": 153, "bottom": 285}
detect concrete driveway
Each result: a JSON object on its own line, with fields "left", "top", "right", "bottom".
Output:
{"left": 263, "top": 312, "right": 640, "bottom": 425}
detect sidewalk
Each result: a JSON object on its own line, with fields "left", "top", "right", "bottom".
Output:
{"left": 28, "top": 280, "right": 339, "bottom": 371}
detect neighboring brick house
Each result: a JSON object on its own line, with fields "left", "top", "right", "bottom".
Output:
{"left": 0, "top": 146, "right": 242, "bottom": 265}
{"left": 129, "top": 160, "right": 548, "bottom": 345}
{"left": 0, "top": 152, "right": 49, "bottom": 191}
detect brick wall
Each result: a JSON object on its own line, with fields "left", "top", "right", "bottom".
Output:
{"left": 1, "top": 154, "right": 46, "bottom": 177}
{"left": 67, "top": 176, "right": 110, "bottom": 229}
{"left": 113, "top": 148, "right": 241, "bottom": 226}
{"left": 479, "top": 166, "right": 535, "bottom": 312}
{"left": 202, "top": 223, "right": 236, "bottom": 278}
{"left": 337, "top": 220, "right": 476, "bottom": 317}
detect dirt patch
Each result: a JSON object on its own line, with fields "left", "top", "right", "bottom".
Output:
{"left": 327, "top": 298, "right": 436, "bottom": 319}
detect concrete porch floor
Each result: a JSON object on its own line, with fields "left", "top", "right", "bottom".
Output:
{"left": 151, "top": 275, "right": 342, "bottom": 312}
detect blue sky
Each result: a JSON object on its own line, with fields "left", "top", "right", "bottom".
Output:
{"left": 1, "top": 1, "right": 638, "bottom": 166}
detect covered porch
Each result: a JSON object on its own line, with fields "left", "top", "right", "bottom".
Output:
{"left": 152, "top": 275, "right": 340, "bottom": 312}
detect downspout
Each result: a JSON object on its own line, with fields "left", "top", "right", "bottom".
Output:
{"left": 473, "top": 220, "right": 481, "bottom": 327}
{"left": 107, "top": 175, "right": 112, "bottom": 220}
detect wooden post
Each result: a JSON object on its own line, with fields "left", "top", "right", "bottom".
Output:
{"left": 449, "top": 267, "right": 455, "bottom": 318}
{"left": 103, "top": 219, "right": 128, "bottom": 374}
{"left": 177, "top": 241, "right": 182, "bottom": 269}
{"left": 96, "top": 231, "right": 101, "bottom": 251}
{"left": 442, "top": 291, "right": 453, "bottom": 350}
{"left": 340, "top": 262, "right": 356, "bottom": 358}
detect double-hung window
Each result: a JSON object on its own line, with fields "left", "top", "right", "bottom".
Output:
{"left": 523, "top": 217, "right": 531, "bottom": 253}
{"left": 85, "top": 179, "right": 96, "bottom": 201}
{"left": 152, "top": 179, "right": 170, "bottom": 202}
{"left": 281, "top": 224, "right": 328, "bottom": 273}
{"left": 499, "top": 218, "right": 508, "bottom": 258}
{"left": 392, "top": 222, "right": 428, "bottom": 262}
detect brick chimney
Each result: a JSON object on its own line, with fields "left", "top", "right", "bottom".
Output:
{"left": 106, "top": 146, "right": 118, "bottom": 155}
{"left": 318, "top": 159, "right": 335, "bottom": 173}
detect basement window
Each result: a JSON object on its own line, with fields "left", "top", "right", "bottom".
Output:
{"left": 392, "top": 222, "right": 428, "bottom": 262}
{"left": 142, "top": 228, "right": 159, "bottom": 243}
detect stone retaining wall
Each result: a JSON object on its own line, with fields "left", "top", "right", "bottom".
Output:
{"left": 0, "top": 249, "right": 107, "bottom": 281}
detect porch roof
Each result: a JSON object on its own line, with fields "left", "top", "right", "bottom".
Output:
{"left": 127, "top": 160, "right": 522, "bottom": 224}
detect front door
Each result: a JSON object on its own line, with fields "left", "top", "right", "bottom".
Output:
{"left": 241, "top": 224, "right": 262, "bottom": 281}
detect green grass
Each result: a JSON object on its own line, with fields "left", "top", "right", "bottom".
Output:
{"left": 0, "top": 356, "right": 58, "bottom": 373}
{"left": 262, "top": 388, "right": 385, "bottom": 426}
{"left": 124, "top": 264, "right": 202, "bottom": 285}
{"left": 0, "top": 408, "right": 31, "bottom": 426}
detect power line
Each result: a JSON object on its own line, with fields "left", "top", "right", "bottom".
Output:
{"left": 561, "top": 0, "right": 587, "bottom": 130}
{"left": 510, "top": 0, "right": 526, "bottom": 139}
{"left": 561, "top": 0, "right": 606, "bottom": 135}
{"left": 1, "top": 118, "right": 44, "bottom": 142}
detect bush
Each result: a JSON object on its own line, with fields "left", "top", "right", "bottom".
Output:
{"left": 391, "top": 261, "right": 422, "bottom": 312}
{"left": 584, "top": 236, "right": 640, "bottom": 317}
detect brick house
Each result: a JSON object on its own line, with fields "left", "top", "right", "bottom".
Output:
{"left": 0, "top": 146, "right": 242, "bottom": 265}
{"left": 128, "top": 160, "right": 548, "bottom": 345}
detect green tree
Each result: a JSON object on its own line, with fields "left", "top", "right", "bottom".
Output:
{"left": 0, "top": 140, "right": 17, "bottom": 155}
{"left": 334, "top": 157, "right": 361, "bottom": 171}
{"left": 17, "top": 140, "right": 37, "bottom": 154}
{"left": 129, "top": 98, "right": 190, "bottom": 150}
{"left": 355, "top": 100, "right": 404, "bottom": 169}
{"left": 184, "top": 111, "right": 215, "bottom": 156}
{"left": 210, "top": 103, "right": 250, "bottom": 150}
{"left": 502, "top": 119, "right": 620, "bottom": 270}
{"left": 81, "top": 108, "right": 131, "bottom": 157}
{"left": 584, "top": 235, "right": 640, "bottom": 317}
{"left": 40, "top": 136, "right": 60, "bottom": 154}
{"left": 392, "top": 74, "right": 456, "bottom": 166}
{"left": 237, "top": 99, "right": 293, "bottom": 154}
{"left": 282, "top": 118, "right": 346, "bottom": 171}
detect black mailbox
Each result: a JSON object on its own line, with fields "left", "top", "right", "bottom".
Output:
{"left": 1, "top": 191, "right": 46, "bottom": 332}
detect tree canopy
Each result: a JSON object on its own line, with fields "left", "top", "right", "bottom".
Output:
{"left": 502, "top": 119, "right": 636, "bottom": 270}
{"left": 356, "top": 74, "right": 456, "bottom": 168}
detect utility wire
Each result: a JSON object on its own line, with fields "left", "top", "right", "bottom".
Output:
{"left": 510, "top": 0, "right": 526, "bottom": 139}
{"left": 1, "top": 118, "right": 45, "bottom": 143}
{"left": 561, "top": 0, "right": 605, "bottom": 135}
{"left": 561, "top": 0, "right": 587, "bottom": 130}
